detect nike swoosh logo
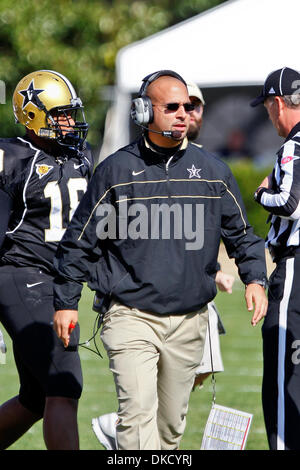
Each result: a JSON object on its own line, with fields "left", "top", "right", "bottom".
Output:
{"left": 26, "top": 282, "right": 43, "bottom": 288}
{"left": 74, "top": 163, "right": 84, "bottom": 169}
{"left": 132, "top": 170, "right": 145, "bottom": 176}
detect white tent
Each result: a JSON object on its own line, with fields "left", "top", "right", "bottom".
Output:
{"left": 100, "top": 0, "right": 300, "bottom": 159}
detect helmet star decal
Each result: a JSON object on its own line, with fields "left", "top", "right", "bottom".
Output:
{"left": 187, "top": 164, "right": 201, "bottom": 178}
{"left": 18, "top": 80, "right": 45, "bottom": 110}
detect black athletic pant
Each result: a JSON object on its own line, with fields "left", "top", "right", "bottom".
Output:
{"left": 262, "top": 253, "right": 300, "bottom": 450}
{"left": 0, "top": 264, "right": 82, "bottom": 415}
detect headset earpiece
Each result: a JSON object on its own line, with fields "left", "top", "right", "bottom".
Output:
{"left": 131, "top": 96, "right": 153, "bottom": 126}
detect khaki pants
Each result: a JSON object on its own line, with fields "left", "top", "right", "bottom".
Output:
{"left": 101, "top": 302, "right": 208, "bottom": 450}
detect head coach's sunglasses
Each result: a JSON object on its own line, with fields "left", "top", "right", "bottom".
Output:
{"left": 152, "top": 102, "right": 195, "bottom": 112}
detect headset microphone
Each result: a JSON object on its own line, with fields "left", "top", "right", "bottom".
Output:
{"left": 161, "top": 130, "right": 182, "bottom": 139}
{"left": 137, "top": 122, "right": 182, "bottom": 139}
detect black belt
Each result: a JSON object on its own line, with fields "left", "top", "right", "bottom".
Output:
{"left": 269, "top": 245, "right": 300, "bottom": 262}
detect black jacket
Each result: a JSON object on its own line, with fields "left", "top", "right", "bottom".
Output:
{"left": 53, "top": 137, "right": 267, "bottom": 314}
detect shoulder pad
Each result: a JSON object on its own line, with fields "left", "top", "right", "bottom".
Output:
{"left": 0, "top": 137, "right": 39, "bottom": 184}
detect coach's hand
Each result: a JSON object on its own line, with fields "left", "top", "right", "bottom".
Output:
{"left": 245, "top": 284, "right": 268, "bottom": 326}
{"left": 53, "top": 309, "right": 78, "bottom": 348}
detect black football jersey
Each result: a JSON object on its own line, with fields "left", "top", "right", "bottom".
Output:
{"left": 0, "top": 136, "right": 94, "bottom": 274}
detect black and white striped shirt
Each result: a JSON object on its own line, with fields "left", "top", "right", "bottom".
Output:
{"left": 256, "top": 122, "right": 300, "bottom": 250}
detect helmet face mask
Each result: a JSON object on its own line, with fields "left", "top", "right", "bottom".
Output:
{"left": 43, "top": 104, "right": 88, "bottom": 149}
{"left": 13, "top": 70, "right": 88, "bottom": 150}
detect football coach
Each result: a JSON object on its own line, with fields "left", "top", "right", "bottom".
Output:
{"left": 53, "top": 70, "right": 268, "bottom": 450}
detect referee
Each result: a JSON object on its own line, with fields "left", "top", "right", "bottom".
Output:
{"left": 252, "top": 67, "right": 300, "bottom": 450}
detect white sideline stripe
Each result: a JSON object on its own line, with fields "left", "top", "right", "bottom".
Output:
{"left": 277, "top": 257, "right": 294, "bottom": 450}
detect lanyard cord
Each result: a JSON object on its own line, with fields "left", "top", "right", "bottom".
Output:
{"left": 78, "top": 312, "right": 104, "bottom": 358}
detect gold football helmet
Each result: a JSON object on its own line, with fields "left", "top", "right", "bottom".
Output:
{"left": 13, "top": 70, "right": 88, "bottom": 149}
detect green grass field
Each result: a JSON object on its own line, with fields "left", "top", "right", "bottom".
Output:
{"left": 0, "top": 282, "right": 269, "bottom": 451}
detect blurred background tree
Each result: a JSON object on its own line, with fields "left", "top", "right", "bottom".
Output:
{"left": 227, "top": 161, "right": 272, "bottom": 239}
{"left": 0, "top": 0, "right": 272, "bottom": 238}
{"left": 0, "top": 0, "right": 226, "bottom": 150}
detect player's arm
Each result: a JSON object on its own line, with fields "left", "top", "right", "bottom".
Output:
{"left": 0, "top": 141, "right": 32, "bottom": 249}
{"left": 53, "top": 187, "right": 100, "bottom": 312}
{"left": 52, "top": 180, "right": 98, "bottom": 344}
{"left": 53, "top": 164, "right": 109, "bottom": 342}
{"left": 0, "top": 189, "right": 12, "bottom": 249}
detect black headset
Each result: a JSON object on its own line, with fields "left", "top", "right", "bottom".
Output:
{"left": 131, "top": 70, "right": 187, "bottom": 126}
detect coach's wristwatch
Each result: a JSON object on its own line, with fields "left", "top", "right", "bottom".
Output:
{"left": 246, "top": 279, "right": 268, "bottom": 289}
